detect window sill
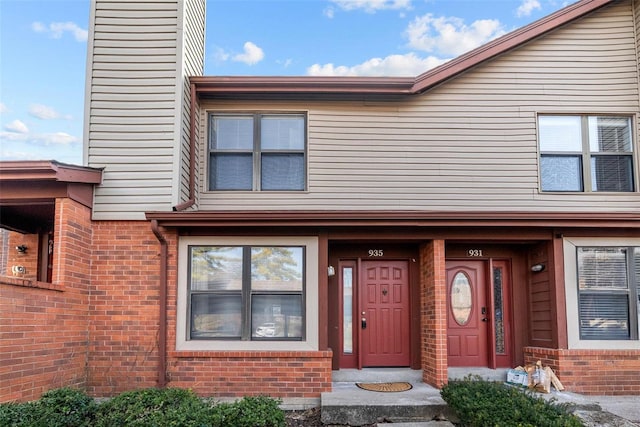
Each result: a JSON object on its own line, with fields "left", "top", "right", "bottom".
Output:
{"left": 0, "top": 276, "right": 63, "bottom": 292}
{"left": 170, "top": 349, "right": 332, "bottom": 359}
{"left": 175, "top": 340, "right": 319, "bottom": 352}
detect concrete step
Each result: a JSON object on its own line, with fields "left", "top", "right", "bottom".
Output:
{"left": 321, "top": 368, "right": 509, "bottom": 426}
{"left": 321, "top": 379, "right": 455, "bottom": 426}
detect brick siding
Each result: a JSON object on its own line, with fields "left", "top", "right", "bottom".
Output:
{"left": 0, "top": 199, "right": 91, "bottom": 402}
{"left": 524, "top": 347, "right": 640, "bottom": 395}
{"left": 420, "top": 240, "right": 448, "bottom": 388}
{"left": 168, "top": 351, "right": 332, "bottom": 398}
{"left": 87, "top": 221, "right": 163, "bottom": 396}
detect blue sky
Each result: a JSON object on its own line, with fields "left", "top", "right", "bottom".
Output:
{"left": 0, "top": 0, "right": 570, "bottom": 165}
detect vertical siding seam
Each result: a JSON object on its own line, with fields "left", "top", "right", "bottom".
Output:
{"left": 632, "top": 0, "right": 640, "bottom": 188}
{"left": 171, "top": 0, "right": 185, "bottom": 208}
{"left": 83, "top": 0, "right": 98, "bottom": 168}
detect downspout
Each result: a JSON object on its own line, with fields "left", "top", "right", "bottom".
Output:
{"left": 173, "top": 82, "right": 197, "bottom": 211}
{"left": 151, "top": 219, "right": 168, "bottom": 388}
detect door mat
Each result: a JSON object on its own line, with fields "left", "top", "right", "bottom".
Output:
{"left": 356, "top": 382, "right": 413, "bottom": 392}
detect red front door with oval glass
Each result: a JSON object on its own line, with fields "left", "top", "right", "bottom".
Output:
{"left": 361, "top": 260, "right": 411, "bottom": 367}
{"left": 446, "top": 261, "right": 488, "bottom": 367}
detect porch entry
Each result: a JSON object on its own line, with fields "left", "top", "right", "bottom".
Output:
{"left": 446, "top": 259, "right": 512, "bottom": 368}
{"left": 338, "top": 259, "right": 411, "bottom": 368}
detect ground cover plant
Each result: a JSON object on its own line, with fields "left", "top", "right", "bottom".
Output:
{"left": 0, "top": 387, "right": 285, "bottom": 427}
{"left": 440, "top": 375, "right": 584, "bottom": 427}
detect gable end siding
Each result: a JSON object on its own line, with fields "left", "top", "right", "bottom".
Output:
{"left": 197, "top": 1, "right": 639, "bottom": 213}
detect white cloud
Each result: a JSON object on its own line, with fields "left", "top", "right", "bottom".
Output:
{"left": 0, "top": 148, "right": 42, "bottom": 161}
{"left": 32, "top": 21, "right": 88, "bottom": 42}
{"left": 232, "top": 42, "right": 265, "bottom": 65}
{"left": 43, "top": 132, "right": 79, "bottom": 145}
{"left": 405, "top": 14, "right": 506, "bottom": 57}
{"left": 29, "top": 104, "right": 71, "bottom": 120}
{"left": 516, "top": 0, "right": 542, "bottom": 17}
{"left": 31, "top": 21, "right": 46, "bottom": 32}
{"left": 4, "top": 120, "right": 29, "bottom": 134}
{"left": 307, "top": 52, "right": 448, "bottom": 77}
{"left": 0, "top": 103, "right": 8, "bottom": 113}
{"left": 212, "top": 46, "right": 230, "bottom": 62}
{"left": 277, "top": 58, "right": 293, "bottom": 68}
{"left": 324, "top": 6, "right": 336, "bottom": 19}
{"left": 0, "top": 130, "right": 79, "bottom": 145}
{"left": 330, "top": 0, "right": 412, "bottom": 13}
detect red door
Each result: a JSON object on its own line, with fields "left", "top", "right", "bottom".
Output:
{"left": 446, "top": 261, "right": 488, "bottom": 367}
{"left": 361, "top": 260, "right": 411, "bottom": 367}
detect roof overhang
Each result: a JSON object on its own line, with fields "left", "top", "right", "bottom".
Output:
{"left": 0, "top": 161, "right": 103, "bottom": 234}
{"left": 146, "top": 210, "right": 640, "bottom": 230}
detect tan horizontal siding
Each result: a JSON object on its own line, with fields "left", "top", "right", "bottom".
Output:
{"left": 176, "top": 0, "right": 205, "bottom": 206}
{"left": 88, "top": 0, "right": 184, "bottom": 219}
{"left": 197, "top": 1, "right": 639, "bottom": 214}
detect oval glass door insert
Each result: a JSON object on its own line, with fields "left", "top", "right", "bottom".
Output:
{"left": 451, "top": 272, "right": 472, "bottom": 325}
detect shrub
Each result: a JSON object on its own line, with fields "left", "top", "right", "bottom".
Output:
{"left": 0, "top": 387, "right": 285, "bottom": 427}
{"left": 94, "top": 387, "right": 211, "bottom": 427}
{"left": 0, "top": 388, "right": 96, "bottom": 427}
{"left": 0, "top": 401, "right": 36, "bottom": 427}
{"left": 440, "top": 375, "right": 583, "bottom": 427}
{"left": 210, "top": 396, "right": 285, "bottom": 427}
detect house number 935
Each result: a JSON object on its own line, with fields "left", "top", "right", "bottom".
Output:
{"left": 368, "top": 249, "right": 384, "bottom": 257}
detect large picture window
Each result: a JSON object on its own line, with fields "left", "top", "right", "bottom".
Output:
{"left": 577, "top": 247, "right": 639, "bottom": 340}
{"left": 188, "top": 245, "right": 305, "bottom": 341}
{"left": 208, "top": 113, "right": 306, "bottom": 191}
{"left": 539, "top": 115, "right": 634, "bottom": 192}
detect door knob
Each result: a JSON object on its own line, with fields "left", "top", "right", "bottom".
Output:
{"left": 361, "top": 317, "right": 367, "bottom": 329}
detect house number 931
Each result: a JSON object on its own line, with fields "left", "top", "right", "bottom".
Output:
{"left": 467, "top": 249, "right": 484, "bottom": 257}
{"left": 368, "top": 249, "right": 384, "bottom": 257}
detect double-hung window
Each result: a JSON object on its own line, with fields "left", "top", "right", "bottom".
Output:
{"left": 208, "top": 113, "right": 306, "bottom": 191}
{"left": 577, "top": 246, "right": 640, "bottom": 340}
{"left": 188, "top": 245, "right": 305, "bottom": 341}
{"left": 539, "top": 115, "right": 634, "bottom": 192}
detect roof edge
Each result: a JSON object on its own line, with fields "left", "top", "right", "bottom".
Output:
{"left": 0, "top": 160, "right": 103, "bottom": 184}
{"left": 191, "top": 75, "right": 415, "bottom": 95}
{"left": 191, "top": 0, "right": 616, "bottom": 97}
{"left": 146, "top": 210, "right": 640, "bottom": 228}
{"left": 411, "top": 0, "right": 616, "bottom": 93}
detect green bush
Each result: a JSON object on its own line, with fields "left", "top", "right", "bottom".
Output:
{"left": 440, "top": 375, "right": 583, "bottom": 427}
{"left": 0, "top": 401, "right": 36, "bottom": 427}
{"left": 0, "top": 387, "right": 285, "bottom": 427}
{"left": 210, "top": 396, "right": 285, "bottom": 427}
{"left": 94, "top": 387, "right": 212, "bottom": 427}
{"left": 0, "top": 387, "right": 96, "bottom": 427}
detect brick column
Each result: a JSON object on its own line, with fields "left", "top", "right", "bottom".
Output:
{"left": 420, "top": 240, "right": 447, "bottom": 388}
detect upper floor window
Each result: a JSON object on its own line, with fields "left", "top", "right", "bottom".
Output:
{"left": 577, "top": 247, "right": 639, "bottom": 340}
{"left": 208, "top": 113, "right": 306, "bottom": 191}
{"left": 539, "top": 115, "right": 634, "bottom": 192}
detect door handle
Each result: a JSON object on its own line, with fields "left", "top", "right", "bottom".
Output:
{"left": 481, "top": 318, "right": 488, "bottom": 322}
{"left": 361, "top": 317, "right": 367, "bottom": 329}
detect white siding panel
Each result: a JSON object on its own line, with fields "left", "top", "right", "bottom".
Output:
{"left": 87, "top": 0, "right": 187, "bottom": 219}
{"left": 197, "top": 1, "right": 639, "bottom": 213}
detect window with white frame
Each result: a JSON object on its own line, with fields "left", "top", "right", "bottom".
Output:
{"left": 208, "top": 113, "right": 306, "bottom": 191}
{"left": 539, "top": 115, "right": 634, "bottom": 192}
{"left": 188, "top": 245, "right": 305, "bottom": 341}
{"left": 577, "top": 246, "right": 639, "bottom": 340}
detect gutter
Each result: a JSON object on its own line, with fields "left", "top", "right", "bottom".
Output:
{"left": 151, "top": 219, "right": 168, "bottom": 388}
{"left": 173, "top": 82, "right": 197, "bottom": 211}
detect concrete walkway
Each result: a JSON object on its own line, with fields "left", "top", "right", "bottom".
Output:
{"left": 321, "top": 368, "right": 640, "bottom": 426}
